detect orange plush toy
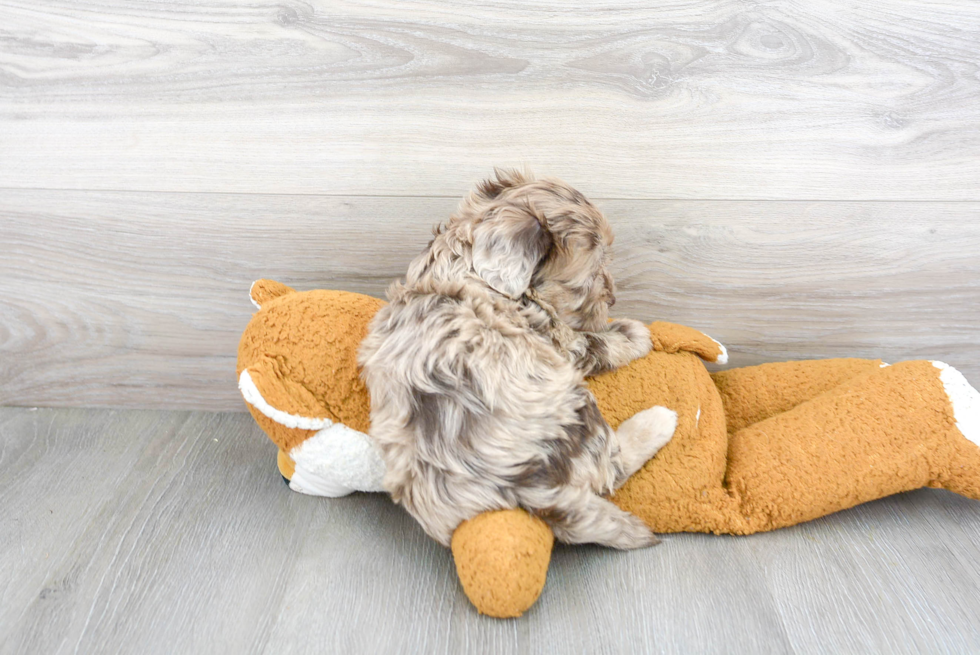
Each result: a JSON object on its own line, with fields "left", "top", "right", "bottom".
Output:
{"left": 238, "top": 280, "right": 980, "bottom": 618}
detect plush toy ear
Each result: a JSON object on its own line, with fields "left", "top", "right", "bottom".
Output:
{"left": 472, "top": 205, "right": 551, "bottom": 299}
{"left": 249, "top": 279, "right": 296, "bottom": 309}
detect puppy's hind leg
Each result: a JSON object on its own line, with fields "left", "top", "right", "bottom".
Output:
{"left": 526, "top": 486, "right": 659, "bottom": 550}
{"left": 614, "top": 405, "right": 677, "bottom": 488}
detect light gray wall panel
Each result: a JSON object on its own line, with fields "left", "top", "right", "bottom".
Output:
{"left": 1, "top": 0, "right": 978, "bottom": 198}
{"left": 2, "top": 190, "right": 977, "bottom": 410}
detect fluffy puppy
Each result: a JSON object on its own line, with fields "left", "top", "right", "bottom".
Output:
{"left": 358, "top": 169, "right": 677, "bottom": 549}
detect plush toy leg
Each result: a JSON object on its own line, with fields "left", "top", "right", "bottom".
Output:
{"left": 712, "top": 358, "right": 884, "bottom": 434}
{"left": 931, "top": 361, "right": 980, "bottom": 498}
{"left": 451, "top": 509, "right": 554, "bottom": 618}
{"left": 724, "top": 360, "right": 980, "bottom": 533}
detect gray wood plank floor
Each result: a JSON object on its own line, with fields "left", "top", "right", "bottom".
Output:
{"left": 3, "top": 1, "right": 980, "bottom": 651}
{"left": 3, "top": 406, "right": 980, "bottom": 654}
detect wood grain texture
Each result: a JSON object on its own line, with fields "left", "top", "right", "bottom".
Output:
{"left": 3, "top": 0, "right": 979, "bottom": 650}
{"left": 2, "top": 189, "right": 978, "bottom": 410}
{"left": 3, "top": 406, "right": 980, "bottom": 654}
{"left": 1, "top": 0, "right": 979, "bottom": 198}
{"left": 0, "top": 408, "right": 304, "bottom": 655}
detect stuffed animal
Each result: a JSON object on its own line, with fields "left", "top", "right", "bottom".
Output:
{"left": 238, "top": 280, "right": 980, "bottom": 618}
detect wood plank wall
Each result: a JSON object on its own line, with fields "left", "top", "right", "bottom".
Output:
{"left": 1, "top": 0, "right": 978, "bottom": 410}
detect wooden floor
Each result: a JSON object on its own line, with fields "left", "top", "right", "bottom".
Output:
{"left": 3, "top": 405, "right": 980, "bottom": 654}
{"left": 3, "top": 1, "right": 980, "bottom": 652}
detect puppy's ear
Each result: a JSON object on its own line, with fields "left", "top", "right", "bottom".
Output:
{"left": 477, "top": 167, "right": 533, "bottom": 200}
{"left": 472, "top": 205, "right": 551, "bottom": 299}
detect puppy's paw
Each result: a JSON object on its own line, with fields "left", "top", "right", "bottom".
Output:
{"left": 604, "top": 514, "right": 661, "bottom": 550}
{"left": 609, "top": 318, "right": 653, "bottom": 360}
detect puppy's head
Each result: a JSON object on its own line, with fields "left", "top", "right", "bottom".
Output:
{"left": 464, "top": 168, "right": 615, "bottom": 331}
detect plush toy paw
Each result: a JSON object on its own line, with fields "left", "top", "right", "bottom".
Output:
{"left": 287, "top": 423, "right": 386, "bottom": 497}
{"left": 616, "top": 405, "right": 678, "bottom": 483}
{"left": 451, "top": 509, "right": 554, "bottom": 618}
{"left": 933, "top": 361, "right": 980, "bottom": 448}
{"left": 647, "top": 321, "right": 728, "bottom": 364}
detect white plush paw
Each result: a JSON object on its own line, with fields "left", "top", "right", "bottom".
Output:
{"left": 288, "top": 423, "right": 387, "bottom": 497}
{"left": 289, "top": 472, "right": 357, "bottom": 498}
{"left": 705, "top": 334, "right": 729, "bottom": 365}
{"left": 616, "top": 405, "right": 678, "bottom": 478}
{"left": 933, "top": 361, "right": 980, "bottom": 448}
{"left": 625, "top": 405, "right": 678, "bottom": 454}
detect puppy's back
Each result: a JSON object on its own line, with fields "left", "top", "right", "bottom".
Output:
{"left": 359, "top": 286, "right": 590, "bottom": 545}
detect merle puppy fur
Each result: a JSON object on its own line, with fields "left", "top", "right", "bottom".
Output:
{"left": 358, "top": 169, "right": 677, "bottom": 549}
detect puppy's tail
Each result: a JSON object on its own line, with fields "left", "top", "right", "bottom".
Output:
{"left": 525, "top": 486, "right": 659, "bottom": 550}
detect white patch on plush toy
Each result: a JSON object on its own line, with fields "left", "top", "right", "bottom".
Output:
{"left": 932, "top": 361, "right": 980, "bottom": 448}
{"left": 238, "top": 369, "right": 386, "bottom": 497}
{"left": 705, "top": 335, "right": 728, "bottom": 365}
{"left": 880, "top": 362, "right": 891, "bottom": 368}
{"left": 615, "top": 406, "right": 677, "bottom": 479}
{"left": 239, "top": 369, "right": 332, "bottom": 431}
{"left": 289, "top": 423, "right": 387, "bottom": 497}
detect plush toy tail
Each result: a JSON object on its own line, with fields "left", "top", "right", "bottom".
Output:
{"left": 249, "top": 279, "right": 296, "bottom": 309}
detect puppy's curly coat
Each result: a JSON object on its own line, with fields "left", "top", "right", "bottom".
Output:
{"left": 358, "top": 169, "right": 677, "bottom": 549}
